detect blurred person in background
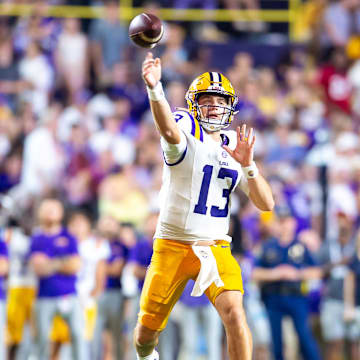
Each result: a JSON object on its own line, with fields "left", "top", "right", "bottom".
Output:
{"left": 57, "top": 89, "right": 100, "bottom": 142}
{"left": 240, "top": 247, "right": 272, "bottom": 360}
{"left": 29, "top": 198, "right": 86, "bottom": 360}
{"left": 55, "top": 18, "right": 89, "bottom": 104}
{"left": 92, "top": 215, "right": 125, "bottom": 360}
{"left": 343, "top": 231, "right": 360, "bottom": 360}
{"left": 12, "top": 0, "right": 61, "bottom": 57}
{"left": 50, "top": 211, "right": 110, "bottom": 360}
{"left": 98, "top": 167, "right": 150, "bottom": 228}
{"left": 127, "top": 212, "right": 180, "bottom": 360}
{"left": 18, "top": 102, "right": 65, "bottom": 200}
{"left": 317, "top": 47, "right": 352, "bottom": 114}
{"left": 321, "top": 0, "right": 360, "bottom": 50}
{"left": 317, "top": 210, "right": 357, "bottom": 360}
{"left": 89, "top": 0, "right": 130, "bottom": 85}
{"left": 177, "top": 280, "right": 223, "bottom": 360}
{"left": 0, "top": 32, "right": 26, "bottom": 112}
{"left": 89, "top": 113, "right": 136, "bottom": 168}
{"left": 0, "top": 151, "right": 22, "bottom": 195}
{"left": 3, "top": 218, "right": 36, "bottom": 360}
{"left": 62, "top": 120, "right": 97, "bottom": 215}
{"left": 158, "top": 23, "right": 190, "bottom": 84}
{"left": 252, "top": 207, "right": 323, "bottom": 360}
{"left": 18, "top": 41, "right": 54, "bottom": 117}
{"left": 127, "top": 212, "right": 158, "bottom": 360}
{"left": 0, "top": 230, "right": 9, "bottom": 360}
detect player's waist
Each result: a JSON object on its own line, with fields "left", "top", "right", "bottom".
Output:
{"left": 155, "top": 238, "right": 229, "bottom": 247}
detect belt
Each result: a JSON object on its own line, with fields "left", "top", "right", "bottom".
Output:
{"left": 171, "top": 239, "right": 219, "bottom": 246}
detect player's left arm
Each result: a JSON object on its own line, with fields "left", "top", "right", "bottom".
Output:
{"left": 223, "top": 124, "right": 274, "bottom": 212}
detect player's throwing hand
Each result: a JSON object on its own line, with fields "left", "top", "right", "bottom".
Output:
{"left": 223, "top": 124, "right": 255, "bottom": 167}
{"left": 142, "top": 52, "right": 161, "bottom": 89}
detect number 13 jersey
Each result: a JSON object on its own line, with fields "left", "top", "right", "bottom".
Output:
{"left": 154, "top": 110, "right": 250, "bottom": 243}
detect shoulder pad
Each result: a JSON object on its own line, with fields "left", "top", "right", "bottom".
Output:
{"left": 173, "top": 110, "right": 204, "bottom": 142}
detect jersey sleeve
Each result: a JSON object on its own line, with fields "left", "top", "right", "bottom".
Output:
{"left": 160, "top": 110, "right": 195, "bottom": 165}
{"left": 29, "top": 235, "right": 44, "bottom": 255}
{"left": 0, "top": 241, "right": 8, "bottom": 258}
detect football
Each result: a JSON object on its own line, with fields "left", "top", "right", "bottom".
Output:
{"left": 128, "top": 13, "right": 164, "bottom": 49}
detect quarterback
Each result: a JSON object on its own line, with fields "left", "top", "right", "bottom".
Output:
{"left": 134, "top": 52, "right": 275, "bottom": 360}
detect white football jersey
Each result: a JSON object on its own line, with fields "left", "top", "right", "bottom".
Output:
{"left": 155, "top": 110, "right": 249, "bottom": 243}
{"left": 76, "top": 236, "right": 110, "bottom": 301}
{"left": 4, "top": 227, "right": 36, "bottom": 288}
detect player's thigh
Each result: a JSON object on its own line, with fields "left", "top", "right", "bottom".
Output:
{"left": 139, "top": 239, "right": 193, "bottom": 331}
{"left": 50, "top": 315, "right": 70, "bottom": 343}
{"left": 7, "top": 287, "right": 35, "bottom": 344}
{"left": 206, "top": 242, "right": 244, "bottom": 304}
{"left": 347, "top": 306, "right": 360, "bottom": 342}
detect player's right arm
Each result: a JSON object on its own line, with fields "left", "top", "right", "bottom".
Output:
{"left": 142, "top": 52, "right": 181, "bottom": 144}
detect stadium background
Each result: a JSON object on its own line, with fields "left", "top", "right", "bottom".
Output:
{"left": 0, "top": 0, "right": 360, "bottom": 359}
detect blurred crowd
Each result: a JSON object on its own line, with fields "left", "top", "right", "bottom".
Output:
{"left": 1, "top": 0, "right": 360, "bottom": 359}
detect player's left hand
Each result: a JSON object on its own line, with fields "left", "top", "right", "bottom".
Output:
{"left": 222, "top": 124, "right": 255, "bottom": 167}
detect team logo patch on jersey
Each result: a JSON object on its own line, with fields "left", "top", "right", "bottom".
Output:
{"left": 222, "top": 151, "right": 228, "bottom": 158}
{"left": 54, "top": 237, "right": 69, "bottom": 247}
{"left": 288, "top": 244, "right": 305, "bottom": 263}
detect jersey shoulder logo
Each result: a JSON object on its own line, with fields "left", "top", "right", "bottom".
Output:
{"left": 173, "top": 110, "right": 203, "bottom": 142}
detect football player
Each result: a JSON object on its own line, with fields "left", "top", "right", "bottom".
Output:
{"left": 133, "top": 52, "right": 275, "bottom": 360}
{"left": 4, "top": 223, "right": 36, "bottom": 360}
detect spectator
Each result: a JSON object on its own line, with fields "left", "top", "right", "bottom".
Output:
{"left": 50, "top": 211, "right": 111, "bottom": 360}
{"left": 0, "top": 38, "right": 25, "bottom": 111}
{"left": 318, "top": 211, "right": 357, "bottom": 360}
{"left": 89, "top": 0, "right": 129, "bottom": 85}
{"left": 0, "top": 231, "right": 9, "bottom": 360}
{"left": 240, "top": 251, "right": 272, "bottom": 360}
{"left": 343, "top": 231, "right": 360, "bottom": 360}
{"left": 19, "top": 103, "right": 65, "bottom": 198}
{"left": 92, "top": 215, "right": 125, "bottom": 360}
{"left": 178, "top": 280, "right": 223, "bottom": 360}
{"left": 5, "top": 221, "right": 36, "bottom": 360}
{"left": 321, "top": 0, "right": 360, "bottom": 49}
{"left": 18, "top": 41, "right": 54, "bottom": 116}
{"left": 317, "top": 47, "right": 352, "bottom": 114}
{"left": 252, "top": 207, "right": 323, "bottom": 360}
{"left": 55, "top": 18, "right": 89, "bottom": 104}
{"left": 29, "top": 198, "right": 86, "bottom": 360}
{"left": 98, "top": 168, "right": 150, "bottom": 227}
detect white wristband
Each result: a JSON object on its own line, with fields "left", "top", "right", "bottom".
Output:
{"left": 242, "top": 161, "right": 259, "bottom": 179}
{"left": 147, "top": 81, "right": 165, "bottom": 101}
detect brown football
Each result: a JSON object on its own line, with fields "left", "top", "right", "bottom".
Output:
{"left": 128, "top": 13, "right": 164, "bottom": 48}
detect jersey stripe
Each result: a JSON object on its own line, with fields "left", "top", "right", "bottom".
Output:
{"left": 163, "top": 147, "right": 187, "bottom": 166}
{"left": 188, "top": 112, "right": 203, "bottom": 142}
{"left": 209, "top": 72, "right": 214, "bottom": 83}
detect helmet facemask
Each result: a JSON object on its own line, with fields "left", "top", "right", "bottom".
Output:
{"left": 195, "top": 94, "right": 232, "bottom": 132}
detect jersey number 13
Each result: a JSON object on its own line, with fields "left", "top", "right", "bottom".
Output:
{"left": 194, "top": 165, "right": 238, "bottom": 218}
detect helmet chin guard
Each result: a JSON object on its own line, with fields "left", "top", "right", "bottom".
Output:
{"left": 185, "top": 72, "right": 237, "bottom": 132}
